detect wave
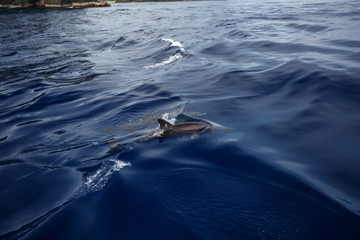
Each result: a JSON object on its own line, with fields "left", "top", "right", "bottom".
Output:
{"left": 144, "top": 38, "right": 185, "bottom": 69}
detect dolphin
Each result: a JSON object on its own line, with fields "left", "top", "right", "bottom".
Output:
{"left": 133, "top": 118, "right": 211, "bottom": 143}
{"left": 155, "top": 118, "right": 210, "bottom": 138}
{"left": 102, "top": 111, "right": 206, "bottom": 134}
{"left": 109, "top": 118, "right": 212, "bottom": 151}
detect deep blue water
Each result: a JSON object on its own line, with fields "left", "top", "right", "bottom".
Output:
{"left": 1, "top": 0, "right": 360, "bottom": 239}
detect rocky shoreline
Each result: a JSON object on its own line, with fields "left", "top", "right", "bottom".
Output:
{"left": 116, "top": 0, "right": 192, "bottom": 2}
{"left": 0, "top": 0, "right": 110, "bottom": 8}
{"left": 0, "top": 0, "right": 195, "bottom": 8}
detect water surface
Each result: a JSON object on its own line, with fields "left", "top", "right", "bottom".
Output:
{"left": 1, "top": 0, "right": 360, "bottom": 239}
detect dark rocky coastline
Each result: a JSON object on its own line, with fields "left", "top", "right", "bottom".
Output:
{"left": 116, "top": 0, "right": 192, "bottom": 2}
{"left": 0, "top": 0, "right": 194, "bottom": 8}
{"left": 0, "top": 0, "right": 110, "bottom": 8}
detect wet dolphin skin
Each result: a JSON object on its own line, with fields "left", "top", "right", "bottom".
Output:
{"left": 156, "top": 119, "right": 209, "bottom": 138}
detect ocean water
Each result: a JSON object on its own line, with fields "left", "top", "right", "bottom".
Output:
{"left": 1, "top": 0, "right": 360, "bottom": 239}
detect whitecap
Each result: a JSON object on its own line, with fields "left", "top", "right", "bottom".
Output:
{"left": 144, "top": 53, "right": 182, "bottom": 69}
{"left": 161, "top": 38, "right": 185, "bottom": 52}
{"left": 144, "top": 38, "right": 185, "bottom": 69}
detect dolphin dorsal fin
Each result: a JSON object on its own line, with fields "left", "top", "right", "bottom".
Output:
{"left": 157, "top": 119, "right": 174, "bottom": 129}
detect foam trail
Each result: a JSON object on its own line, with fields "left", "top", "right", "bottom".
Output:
{"left": 77, "top": 159, "right": 131, "bottom": 196}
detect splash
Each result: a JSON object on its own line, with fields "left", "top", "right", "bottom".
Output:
{"left": 161, "top": 112, "right": 177, "bottom": 125}
{"left": 76, "top": 159, "right": 131, "bottom": 197}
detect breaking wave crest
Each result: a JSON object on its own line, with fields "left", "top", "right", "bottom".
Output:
{"left": 161, "top": 38, "right": 185, "bottom": 52}
{"left": 144, "top": 38, "right": 185, "bottom": 69}
{"left": 144, "top": 53, "right": 182, "bottom": 69}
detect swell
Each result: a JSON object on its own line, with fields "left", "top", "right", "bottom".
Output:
{"left": 0, "top": 71, "right": 186, "bottom": 237}
{"left": 162, "top": 55, "right": 360, "bottom": 216}
{"left": 107, "top": 138, "right": 360, "bottom": 239}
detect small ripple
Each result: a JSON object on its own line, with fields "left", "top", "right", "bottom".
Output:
{"left": 287, "top": 23, "right": 329, "bottom": 32}
{"left": 247, "top": 16, "right": 300, "bottom": 21}
{"left": 1, "top": 51, "right": 18, "bottom": 57}
{"left": 0, "top": 158, "right": 24, "bottom": 166}
{"left": 0, "top": 136, "right": 8, "bottom": 142}
{"left": 241, "top": 40, "right": 348, "bottom": 55}
{"left": 16, "top": 120, "right": 42, "bottom": 127}
{"left": 329, "top": 39, "right": 360, "bottom": 49}
{"left": 225, "top": 29, "right": 251, "bottom": 38}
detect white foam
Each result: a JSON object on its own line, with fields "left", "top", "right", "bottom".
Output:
{"left": 80, "top": 159, "right": 131, "bottom": 195}
{"left": 161, "top": 38, "right": 185, "bottom": 52}
{"left": 144, "top": 53, "right": 182, "bottom": 69}
{"left": 149, "top": 128, "right": 164, "bottom": 138}
{"left": 161, "top": 112, "right": 176, "bottom": 125}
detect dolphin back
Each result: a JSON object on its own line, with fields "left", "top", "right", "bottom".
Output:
{"left": 157, "top": 119, "right": 174, "bottom": 129}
